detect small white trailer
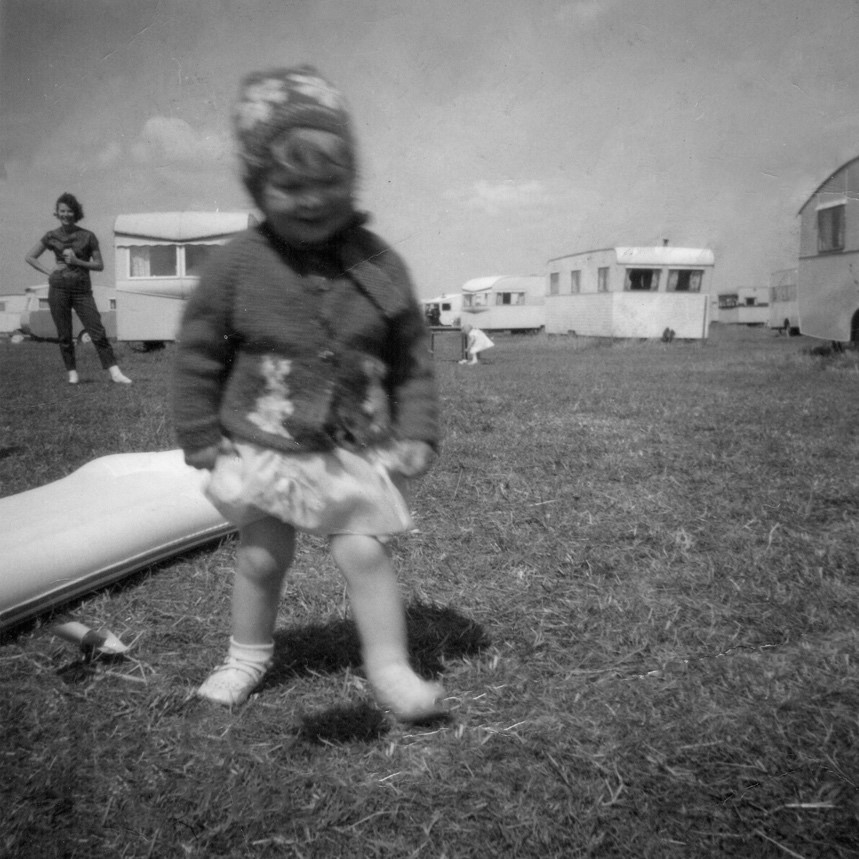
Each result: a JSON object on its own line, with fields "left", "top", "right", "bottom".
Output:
{"left": 460, "top": 275, "right": 545, "bottom": 332}
{"left": 767, "top": 269, "right": 799, "bottom": 335}
{"left": 114, "top": 211, "right": 257, "bottom": 346}
{"left": 796, "top": 155, "right": 859, "bottom": 344}
{"left": 545, "top": 246, "right": 714, "bottom": 338}
{"left": 0, "top": 293, "right": 33, "bottom": 336}
{"left": 717, "top": 286, "right": 769, "bottom": 326}
{"left": 421, "top": 293, "right": 462, "bottom": 327}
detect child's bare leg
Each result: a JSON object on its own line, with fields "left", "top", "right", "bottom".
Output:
{"left": 232, "top": 517, "right": 296, "bottom": 643}
{"left": 330, "top": 533, "right": 445, "bottom": 721}
{"left": 198, "top": 516, "right": 295, "bottom": 705}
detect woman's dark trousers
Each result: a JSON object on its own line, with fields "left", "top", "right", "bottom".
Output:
{"left": 48, "top": 275, "right": 116, "bottom": 371}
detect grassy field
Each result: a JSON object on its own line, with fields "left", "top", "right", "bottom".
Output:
{"left": 1, "top": 325, "right": 858, "bottom": 858}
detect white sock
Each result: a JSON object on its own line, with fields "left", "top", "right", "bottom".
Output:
{"left": 68, "top": 370, "right": 79, "bottom": 384}
{"left": 228, "top": 637, "right": 274, "bottom": 665}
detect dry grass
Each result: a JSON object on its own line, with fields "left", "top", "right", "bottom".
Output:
{"left": 1, "top": 324, "right": 858, "bottom": 858}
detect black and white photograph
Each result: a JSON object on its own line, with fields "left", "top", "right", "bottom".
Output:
{"left": 1, "top": 1, "right": 858, "bottom": 856}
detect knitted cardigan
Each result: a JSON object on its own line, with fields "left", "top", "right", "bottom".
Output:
{"left": 172, "top": 221, "right": 439, "bottom": 456}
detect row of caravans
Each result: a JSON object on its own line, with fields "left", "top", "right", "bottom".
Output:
{"left": 425, "top": 247, "right": 715, "bottom": 339}
{"left": 9, "top": 153, "right": 856, "bottom": 347}
{"left": 714, "top": 273, "right": 799, "bottom": 334}
{"left": 424, "top": 154, "right": 859, "bottom": 344}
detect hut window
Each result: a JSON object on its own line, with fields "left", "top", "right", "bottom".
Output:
{"left": 817, "top": 205, "right": 845, "bottom": 253}
{"left": 624, "top": 268, "right": 660, "bottom": 291}
{"left": 129, "top": 245, "right": 177, "bottom": 278}
{"left": 597, "top": 267, "right": 610, "bottom": 292}
{"left": 667, "top": 269, "right": 703, "bottom": 292}
{"left": 496, "top": 291, "right": 525, "bottom": 305}
{"left": 549, "top": 272, "right": 559, "bottom": 295}
{"left": 718, "top": 294, "right": 738, "bottom": 309}
{"left": 570, "top": 270, "right": 581, "bottom": 293}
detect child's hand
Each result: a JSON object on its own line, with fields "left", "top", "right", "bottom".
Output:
{"left": 62, "top": 249, "right": 76, "bottom": 264}
{"left": 184, "top": 438, "right": 235, "bottom": 471}
{"left": 383, "top": 440, "right": 436, "bottom": 477}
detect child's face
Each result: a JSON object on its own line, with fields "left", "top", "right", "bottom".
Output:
{"left": 260, "top": 166, "right": 355, "bottom": 246}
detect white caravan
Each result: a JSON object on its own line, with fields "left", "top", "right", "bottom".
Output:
{"left": 796, "top": 155, "right": 859, "bottom": 344}
{"left": 460, "top": 276, "right": 545, "bottom": 332}
{"left": 545, "top": 246, "right": 714, "bottom": 339}
{"left": 115, "top": 211, "right": 256, "bottom": 345}
{"left": 421, "top": 293, "right": 463, "bottom": 327}
{"left": 767, "top": 269, "right": 799, "bottom": 334}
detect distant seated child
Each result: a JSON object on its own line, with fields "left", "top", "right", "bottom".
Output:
{"left": 459, "top": 324, "right": 494, "bottom": 365}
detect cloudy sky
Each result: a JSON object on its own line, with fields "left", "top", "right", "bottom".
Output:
{"left": 2, "top": 0, "right": 858, "bottom": 299}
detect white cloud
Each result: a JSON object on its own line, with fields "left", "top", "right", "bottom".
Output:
{"left": 130, "top": 116, "right": 227, "bottom": 167}
{"left": 452, "top": 179, "right": 554, "bottom": 216}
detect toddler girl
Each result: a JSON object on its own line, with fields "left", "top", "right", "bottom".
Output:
{"left": 172, "top": 66, "right": 445, "bottom": 721}
{"left": 459, "top": 323, "right": 494, "bottom": 365}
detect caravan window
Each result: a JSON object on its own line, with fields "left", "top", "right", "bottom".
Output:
{"left": 667, "top": 269, "right": 703, "bottom": 292}
{"left": 772, "top": 283, "right": 796, "bottom": 303}
{"left": 570, "top": 270, "right": 581, "bottom": 293}
{"left": 463, "top": 292, "right": 488, "bottom": 308}
{"left": 817, "top": 204, "right": 845, "bottom": 253}
{"left": 185, "top": 245, "right": 214, "bottom": 277}
{"left": 625, "top": 268, "right": 660, "bottom": 291}
{"left": 130, "top": 246, "right": 177, "bottom": 278}
{"left": 597, "top": 267, "right": 610, "bottom": 292}
{"left": 496, "top": 291, "right": 525, "bottom": 305}
{"left": 549, "top": 272, "right": 559, "bottom": 295}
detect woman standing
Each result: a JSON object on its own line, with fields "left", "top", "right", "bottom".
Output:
{"left": 25, "top": 192, "right": 131, "bottom": 384}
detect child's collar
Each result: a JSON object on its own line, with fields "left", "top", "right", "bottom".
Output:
{"left": 259, "top": 217, "right": 411, "bottom": 320}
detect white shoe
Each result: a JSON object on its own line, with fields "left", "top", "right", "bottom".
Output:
{"left": 110, "top": 368, "right": 132, "bottom": 385}
{"left": 197, "top": 657, "right": 271, "bottom": 706}
{"left": 369, "top": 663, "right": 447, "bottom": 722}
{"left": 68, "top": 371, "right": 79, "bottom": 385}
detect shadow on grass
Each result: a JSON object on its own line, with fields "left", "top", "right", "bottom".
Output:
{"left": 297, "top": 702, "right": 388, "bottom": 744}
{"left": 270, "top": 601, "right": 489, "bottom": 681}
{"left": 271, "top": 602, "right": 488, "bottom": 743}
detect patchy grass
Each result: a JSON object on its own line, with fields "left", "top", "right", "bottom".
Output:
{"left": 1, "top": 324, "right": 858, "bottom": 858}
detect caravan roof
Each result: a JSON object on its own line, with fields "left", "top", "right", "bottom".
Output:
{"left": 461, "top": 275, "right": 542, "bottom": 293}
{"left": 114, "top": 212, "right": 256, "bottom": 244}
{"left": 549, "top": 246, "right": 715, "bottom": 266}
{"left": 615, "top": 247, "right": 715, "bottom": 266}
